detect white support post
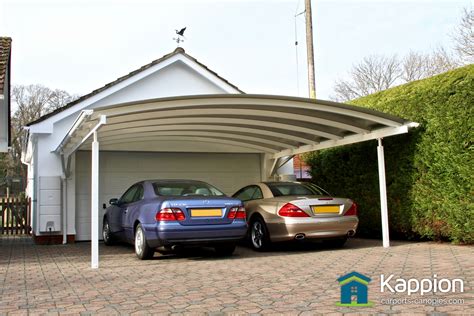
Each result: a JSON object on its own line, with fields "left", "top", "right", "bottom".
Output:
{"left": 377, "top": 138, "right": 390, "bottom": 248}
{"left": 91, "top": 131, "right": 99, "bottom": 268}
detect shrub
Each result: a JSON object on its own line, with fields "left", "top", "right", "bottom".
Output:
{"left": 305, "top": 65, "right": 473, "bottom": 243}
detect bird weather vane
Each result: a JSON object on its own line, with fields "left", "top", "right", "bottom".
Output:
{"left": 173, "top": 27, "right": 186, "bottom": 46}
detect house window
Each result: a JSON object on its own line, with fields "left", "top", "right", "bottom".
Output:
{"left": 351, "top": 286, "right": 357, "bottom": 295}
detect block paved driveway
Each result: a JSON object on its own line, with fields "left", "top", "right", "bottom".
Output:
{"left": 0, "top": 236, "right": 472, "bottom": 315}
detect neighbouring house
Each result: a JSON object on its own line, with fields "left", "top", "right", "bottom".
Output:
{"left": 22, "top": 47, "right": 416, "bottom": 246}
{"left": 0, "top": 37, "right": 12, "bottom": 153}
{"left": 293, "top": 154, "right": 311, "bottom": 179}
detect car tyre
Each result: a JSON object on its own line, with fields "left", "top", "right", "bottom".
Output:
{"left": 323, "top": 237, "right": 347, "bottom": 248}
{"left": 249, "top": 217, "right": 270, "bottom": 251}
{"left": 214, "top": 244, "right": 236, "bottom": 256}
{"left": 102, "top": 218, "right": 115, "bottom": 246}
{"left": 135, "top": 224, "right": 154, "bottom": 260}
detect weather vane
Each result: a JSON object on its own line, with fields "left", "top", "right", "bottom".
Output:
{"left": 173, "top": 27, "right": 186, "bottom": 46}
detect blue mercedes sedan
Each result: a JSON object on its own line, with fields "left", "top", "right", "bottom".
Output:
{"left": 103, "top": 180, "right": 247, "bottom": 259}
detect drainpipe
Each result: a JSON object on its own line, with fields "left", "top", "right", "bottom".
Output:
{"left": 61, "top": 176, "right": 67, "bottom": 244}
{"left": 61, "top": 154, "right": 71, "bottom": 244}
{"left": 33, "top": 136, "right": 38, "bottom": 237}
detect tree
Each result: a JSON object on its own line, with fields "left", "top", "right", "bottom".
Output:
{"left": 332, "top": 49, "right": 459, "bottom": 102}
{"left": 2, "top": 84, "right": 77, "bottom": 186}
{"left": 401, "top": 51, "right": 427, "bottom": 82}
{"left": 332, "top": 7, "right": 471, "bottom": 102}
{"left": 452, "top": 8, "right": 474, "bottom": 64}
{"left": 333, "top": 55, "right": 402, "bottom": 101}
{"left": 401, "top": 48, "right": 459, "bottom": 82}
{"left": 424, "top": 47, "right": 460, "bottom": 76}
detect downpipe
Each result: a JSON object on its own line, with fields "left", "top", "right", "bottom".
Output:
{"left": 61, "top": 176, "right": 68, "bottom": 244}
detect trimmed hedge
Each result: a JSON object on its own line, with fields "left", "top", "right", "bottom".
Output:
{"left": 305, "top": 65, "right": 473, "bottom": 243}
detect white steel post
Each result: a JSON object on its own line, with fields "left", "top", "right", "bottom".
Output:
{"left": 377, "top": 138, "right": 390, "bottom": 248}
{"left": 91, "top": 131, "right": 99, "bottom": 268}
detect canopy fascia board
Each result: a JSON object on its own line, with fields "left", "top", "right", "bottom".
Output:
{"left": 55, "top": 110, "right": 93, "bottom": 154}
{"left": 272, "top": 122, "right": 419, "bottom": 159}
{"left": 56, "top": 113, "right": 106, "bottom": 157}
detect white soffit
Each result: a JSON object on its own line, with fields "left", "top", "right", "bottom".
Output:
{"left": 55, "top": 94, "right": 419, "bottom": 159}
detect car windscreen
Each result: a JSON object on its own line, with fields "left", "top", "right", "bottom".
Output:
{"left": 152, "top": 182, "right": 226, "bottom": 197}
{"left": 267, "top": 183, "right": 330, "bottom": 197}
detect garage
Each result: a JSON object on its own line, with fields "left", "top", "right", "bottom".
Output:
{"left": 75, "top": 151, "right": 261, "bottom": 241}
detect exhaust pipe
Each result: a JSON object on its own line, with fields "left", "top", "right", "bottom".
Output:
{"left": 295, "top": 233, "right": 306, "bottom": 240}
{"left": 347, "top": 230, "right": 356, "bottom": 237}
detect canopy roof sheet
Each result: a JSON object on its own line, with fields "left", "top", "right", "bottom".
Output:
{"left": 55, "top": 94, "right": 418, "bottom": 159}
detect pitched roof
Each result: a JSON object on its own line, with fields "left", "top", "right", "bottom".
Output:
{"left": 0, "top": 37, "right": 12, "bottom": 94}
{"left": 337, "top": 271, "right": 372, "bottom": 284}
{"left": 27, "top": 47, "right": 243, "bottom": 126}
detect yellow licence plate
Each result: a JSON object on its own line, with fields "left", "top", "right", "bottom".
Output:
{"left": 311, "top": 205, "right": 340, "bottom": 214}
{"left": 190, "top": 208, "right": 223, "bottom": 217}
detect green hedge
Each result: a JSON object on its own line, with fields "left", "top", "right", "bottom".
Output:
{"left": 305, "top": 65, "right": 474, "bottom": 243}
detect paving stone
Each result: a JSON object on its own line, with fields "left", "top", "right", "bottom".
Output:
{"left": 0, "top": 236, "right": 472, "bottom": 314}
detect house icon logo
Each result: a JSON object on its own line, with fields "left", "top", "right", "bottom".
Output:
{"left": 336, "top": 271, "right": 373, "bottom": 307}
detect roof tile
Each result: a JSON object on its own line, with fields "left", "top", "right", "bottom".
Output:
{"left": 0, "top": 37, "right": 12, "bottom": 94}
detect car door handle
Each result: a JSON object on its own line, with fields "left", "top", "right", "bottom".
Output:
{"left": 124, "top": 209, "right": 129, "bottom": 214}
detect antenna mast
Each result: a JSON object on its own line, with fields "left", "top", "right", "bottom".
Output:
{"left": 305, "top": 0, "right": 316, "bottom": 99}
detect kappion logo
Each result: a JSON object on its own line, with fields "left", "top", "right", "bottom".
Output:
{"left": 336, "top": 271, "right": 374, "bottom": 307}
{"left": 381, "top": 274, "right": 464, "bottom": 295}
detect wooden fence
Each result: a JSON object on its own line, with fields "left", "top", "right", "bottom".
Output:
{"left": 0, "top": 197, "right": 31, "bottom": 235}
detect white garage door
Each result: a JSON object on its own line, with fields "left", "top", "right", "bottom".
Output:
{"left": 75, "top": 151, "right": 261, "bottom": 241}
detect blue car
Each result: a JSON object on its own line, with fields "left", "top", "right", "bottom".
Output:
{"left": 103, "top": 179, "right": 247, "bottom": 259}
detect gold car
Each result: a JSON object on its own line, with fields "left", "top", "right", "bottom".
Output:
{"left": 232, "top": 182, "right": 358, "bottom": 250}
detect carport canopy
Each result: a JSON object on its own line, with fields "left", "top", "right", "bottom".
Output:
{"left": 54, "top": 94, "right": 418, "bottom": 268}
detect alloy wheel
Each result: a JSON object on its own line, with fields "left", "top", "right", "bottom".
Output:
{"left": 251, "top": 221, "right": 264, "bottom": 248}
{"left": 103, "top": 222, "right": 110, "bottom": 242}
{"left": 135, "top": 227, "right": 144, "bottom": 255}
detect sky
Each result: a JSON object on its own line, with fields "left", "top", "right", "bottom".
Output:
{"left": 0, "top": 0, "right": 472, "bottom": 103}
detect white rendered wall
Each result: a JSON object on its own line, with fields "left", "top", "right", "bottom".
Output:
{"left": 92, "top": 61, "right": 226, "bottom": 107}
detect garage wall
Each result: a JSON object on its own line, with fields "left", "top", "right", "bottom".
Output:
{"left": 75, "top": 151, "right": 261, "bottom": 241}
{"left": 92, "top": 61, "right": 228, "bottom": 108}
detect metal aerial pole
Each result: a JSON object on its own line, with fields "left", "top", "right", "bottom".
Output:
{"left": 305, "top": 0, "right": 316, "bottom": 99}
{"left": 293, "top": 0, "right": 317, "bottom": 181}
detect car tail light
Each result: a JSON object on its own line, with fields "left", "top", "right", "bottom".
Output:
{"left": 227, "top": 206, "right": 246, "bottom": 219}
{"left": 156, "top": 208, "right": 186, "bottom": 221}
{"left": 278, "top": 203, "right": 309, "bottom": 217}
{"left": 344, "top": 202, "right": 358, "bottom": 216}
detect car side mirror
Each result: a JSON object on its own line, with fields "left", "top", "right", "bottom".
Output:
{"left": 109, "top": 198, "right": 119, "bottom": 205}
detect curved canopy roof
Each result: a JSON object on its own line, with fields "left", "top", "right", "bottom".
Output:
{"left": 55, "top": 94, "right": 418, "bottom": 160}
